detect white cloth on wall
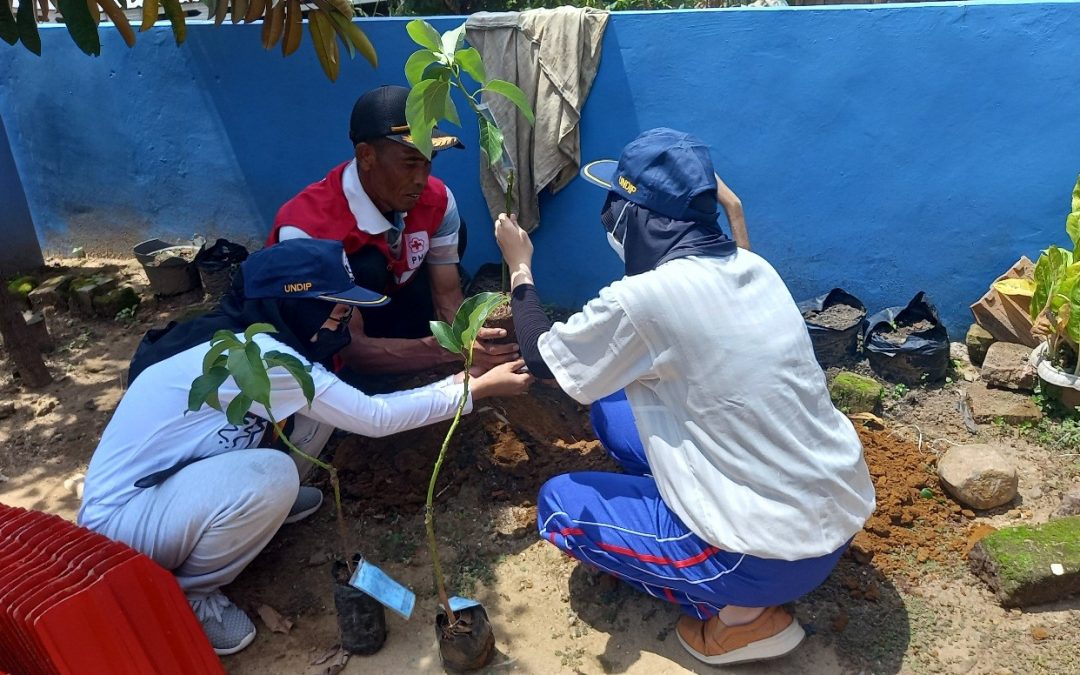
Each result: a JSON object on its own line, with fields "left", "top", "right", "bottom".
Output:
{"left": 465, "top": 8, "right": 610, "bottom": 233}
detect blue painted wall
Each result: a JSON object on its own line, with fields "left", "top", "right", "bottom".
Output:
{"left": 2, "top": 2, "right": 1079, "bottom": 333}
{"left": 0, "top": 114, "right": 42, "bottom": 274}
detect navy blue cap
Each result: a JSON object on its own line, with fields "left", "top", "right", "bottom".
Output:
{"left": 580, "top": 128, "right": 719, "bottom": 223}
{"left": 242, "top": 238, "right": 389, "bottom": 307}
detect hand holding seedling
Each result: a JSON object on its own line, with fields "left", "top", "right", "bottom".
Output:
{"left": 494, "top": 213, "right": 535, "bottom": 290}
{"left": 462, "top": 359, "right": 532, "bottom": 398}
{"left": 469, "top": 327, "right": 520, "bottom": 371}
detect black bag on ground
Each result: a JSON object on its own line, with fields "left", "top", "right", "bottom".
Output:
{"left": 797, "top": 288, "right": 867, "bottom": 366}
{"left": 194, "top": 238, "right": 249, "bottom": 300}
{"left": 864, "top": 291, "right": 950, "bottom": 384}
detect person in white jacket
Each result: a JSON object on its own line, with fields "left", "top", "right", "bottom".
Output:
{"left": 78, "top": 238, "right": 531, "bottom": 655}
{"left": 494, "top": 128, "right": 875, "bottom": 666}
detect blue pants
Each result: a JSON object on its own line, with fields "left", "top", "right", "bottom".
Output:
{"left": 537, "top": 390, "right": 848, "bottom": 620}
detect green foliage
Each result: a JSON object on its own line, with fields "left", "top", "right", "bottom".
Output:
{"left": 58, "top": 0, "right": 101, "bottom": 56}
{"left": 14, "top": 0, "right": 40, "bottom": 56}
{"left": 891, "top": 383, "right": 909, "bottom": 400}
{"left": 429, "top": 291, "right": 509, "bottom": 364}
{"left": 403, "top": 19, "right": 534, "bottom": 166}
{"left": 114, "top": 305, "right": 138, "bottom": 324}
{"left": 187, "top": 323, "right": 314, "bottom": 424}
{"left": 1028, "top": 174, "right": 1080, "bottom": 373}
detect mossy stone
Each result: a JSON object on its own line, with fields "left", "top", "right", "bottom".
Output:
{"left": 969, "top": 516, "right": 1080, "bottom": 607}
{"left": 7, "top": 275, "right": 35, "bottom": 298}
{"left": 92, "top": 286, "right": 140, "bottom": 319}
{"left": 829, "top": 371, "right": 883, "bottom": 414}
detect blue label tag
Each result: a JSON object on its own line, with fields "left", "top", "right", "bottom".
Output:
{"left": 348, "top": 559, "right": 415, "bottom": 620}
{"left": 446, "top": 596, "right": 482, "bottom": 613}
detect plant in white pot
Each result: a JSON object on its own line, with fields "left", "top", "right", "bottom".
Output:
{"left": 1006, "top": 173, "right": 1080, "bottom": 407}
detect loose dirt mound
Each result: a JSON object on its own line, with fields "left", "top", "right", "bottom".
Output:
{"left": 849, "top": 425, "right": 974, "bottom": 578}
{"left": 332, "top": 383, "right": 614, "bottom": 513}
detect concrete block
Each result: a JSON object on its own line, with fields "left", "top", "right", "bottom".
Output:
{"left": 69, "top": 274, "right": 117, "bottom": 316}
{"left": 969, "top": 516, "right": 1080, "bottom": 607}
{"left": 966, "top": 323, "right": 996, "bottom": 366}
{"left": 982, "top": 342, "right": 1035, "bottom": 392}
{"left": 828, "top": 372, "right": 883, "bottom": 414}
{"left": 964, "top": 382, "right": 1042, "bottom": 425}
{"left": 27, "top": 274, "right": 71, "bottom": 311}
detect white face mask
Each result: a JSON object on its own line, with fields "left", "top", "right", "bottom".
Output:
{"left": 605, "top": 201, "right": 631, "bottom": 262}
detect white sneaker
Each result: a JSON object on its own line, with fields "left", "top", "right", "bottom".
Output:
{"left": 188, "top": 590, "right": 256, "bottom": 656}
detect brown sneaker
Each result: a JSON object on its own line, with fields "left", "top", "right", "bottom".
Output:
{"left": 676, "top": 606, "right": 805, "bottom": 665}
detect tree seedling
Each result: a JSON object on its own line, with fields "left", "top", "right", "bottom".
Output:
{"left": 425, "top": 291, "right": 508, "bottom": 670}
{"left": 403, "top": 19, "right": 535, "bottom": 294}
{"left": 185, "top": 323, "right": 353, "bottom": 563}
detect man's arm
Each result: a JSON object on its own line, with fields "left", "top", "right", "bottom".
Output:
{"left": 716, "top": 173, "right": 750, "bottom": 251}
{"left": 429, "top": 263, "right": 464, "bottom": 324}
{"left": 337, "top": 308, "right": 457, "bottom": 374}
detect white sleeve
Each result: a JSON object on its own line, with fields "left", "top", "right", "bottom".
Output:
{"left": 537, "top": 285, "right": 655, "bottom": 405}
{"left": 277, "top": 226, "right": 312, "bottom": 241}
{"left": 301, "top": 374, "right": 473, "bottom": 437}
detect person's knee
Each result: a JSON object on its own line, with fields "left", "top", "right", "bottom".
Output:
{"left": 241, "top": 450, "right": 299, "bottom": 517}
{"left": 537, "top": 474, "right": 575, "bottom": 534}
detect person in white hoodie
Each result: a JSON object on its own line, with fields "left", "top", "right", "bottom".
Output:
{"left": 78, "top": 238, "right": 531, "bottom": 655}
{"left": 494, "top": 128, "right": 875, "bottom": 666}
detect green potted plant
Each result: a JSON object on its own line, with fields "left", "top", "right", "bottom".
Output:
{"left": 1004, "top": 173, "right": 1080, "bottom": 407}
{"left": 403, "top": 19, "right": 535, "bottom": 341}
{"left": 423, "top": 291, "right": 509, "bottom": 671}
{"left": 187, "top": 324, "right": 386, "bottom": 655}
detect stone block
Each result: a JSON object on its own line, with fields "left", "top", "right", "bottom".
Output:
{"left": 964, "top": 382, "right": 1042, "bottom": 425}
{"left": 937, "top": 443, "right": 1018, "bottom": 510}
{"left": 969, "top": 516, "right": 1080, "bottom": 607}
{"left": 23, "top": 311, "right": 53, "bottom": 352}
{"left": 69, "top": 275, "right": 117, "bottom": 316}
{"left": 981, "top": 342, "right": 1036, "bottom": 392}
{"left": 92, "top": 286, "right": 140, "bottom": 319}
{"left": 966, "top": 323, "right": 996, "bottom": 366}
{"left": 828, "top": 372, "right": 883, "bottom": 414}
{"left": 1058, "top": 485, "right": 1080, "bottom": 517}
{"left": 27, "top": 275, "right": 72, "bottom": 311}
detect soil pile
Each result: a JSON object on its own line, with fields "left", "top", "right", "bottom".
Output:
{"left": 849, "top": 425, "right": 973, "bottom": 578}
{"left": 331, "top": 383, "right": 614, "bottom": 513}
{"left": 803, "top": 303, "right": 864, "bottom": 329}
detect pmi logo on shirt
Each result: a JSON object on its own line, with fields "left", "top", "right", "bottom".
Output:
{"left": 618, "top": 176, "right": 638, "bottom": 194}
{"left": 283, "top": 282, "right": 314, "bottom": 293}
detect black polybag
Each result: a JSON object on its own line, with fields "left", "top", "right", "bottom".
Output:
{"left": 797, "top": 288, "right": 867, "bottom": 365}
{"left": 194, "top": 239, "right": 249, "bottom": 299}
{"left": 864, "top": 291, "right": 950, "bottom": 384}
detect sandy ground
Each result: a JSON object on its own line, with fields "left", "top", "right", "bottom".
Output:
{"left": 1, "top": 257, "right": 1079, "bottom": 675}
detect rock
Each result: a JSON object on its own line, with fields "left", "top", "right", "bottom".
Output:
{"left": 1057, "top": 485, "right": 1080, "bottom": 517}
{"left": 492, "top": 505, "right": 537, "bottom": 538}
{"left": 92, "top": 285, "right": 140, "bottom": 320}
{"left": 981, "top": 342, "right": 1035, "bottom": 392}
{"left": 27, "top": 275, "right": 72, "bottom": 311}
{"left": 937, "top": 444, "right": 1018, "bottom": 510}
{"left": 0, "top": 402, "right": 15, "bottom": 419}
{"left": 950, "top": 342, "right": 981, "bottom": 382}
{"left": 966, "top": 324, "right": 996, "bottom": 366}
{"left": 69, "top": 274, "right": 118, "bottom": 316}
{"left": 828, "top": 372, "right": 883, "bottom": 414}
{"left": 32, "top": 397, "right": 58, "bottom": 417}
{"left": 969, "top": 516, "right": 1080, "bottom": 607}
{"left": 963, "top": 382, "right": 1043, "bottom": 425}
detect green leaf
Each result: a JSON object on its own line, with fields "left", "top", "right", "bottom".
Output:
{"left": 202, "top": 340, "right": 232, "bottom": 375}
{"left": 16, "top": 0, "right": 41, "bottom": 55}
{"left": 161, "top": 0, "right": 186, "bottom": 45}
{"left": 404, "top": 49, "right": 439, "bottom": 86}
{"left": 0, "top": 2, "right": 18, "bottom": 46}
{"left": 455, "top": 47, "right": 487, "bottom": 85}
{"left": 1032, "top": 246, "right": 1074, "bottom": 321}
{"left": 440, "top": 23, "right": 465, "bottom": 58}
{"left": 444, "top": 90, "right": 460, "bottom": 128}
{"left": 244, "top": 322, "right": 278, "bottom": 341}
{"left": 1066, "top": 273, "right": 1080, "bottom": 346}
{"left": 265, "top": 350, "right": 315, "bottom": 406}
{"left": 478, "top": 116, "right": 505, "bottom": 168}
{"left": 226, "top": 393, "right": 253, "bottom": 426}
{"left": 405, "top": 79, "right": 448, "bottom": 160}
{"left": 309, "top": 9, "right": 340, "bottom": 82}
{"left": 455, "top": 292, "right": 508, "bottom": 356}
{"left": 205, "top": 0, "right": 218, "bottom": 19}
{"left": 429, "top": 320, "right": 463, "bottom": 355}
{"left": 227, "top": 340, "right": 272, "bottom": 408}
{"left": 1067, "top": 175, "right": 1080, "bottom": 248}
{"left": 210, "top": 329, "right": 244, "bottom": 350}
{"left": 58, "top": 0, "right": 102, "bottom": 56}
{"left": 481, "top": 79, "right": 534, "bottom": 125}
{"left": 405, "top": 19, "right": 441, "bottom": 52}
{"left": 188, "top": 366, "right": 230, "bottom": 413}
{"left": 420, "top": 61, "right": 452, "bottom": 82}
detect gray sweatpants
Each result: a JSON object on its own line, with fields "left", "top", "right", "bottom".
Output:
{"left": 96, "top": 449, "right": 299, "bottom": 597}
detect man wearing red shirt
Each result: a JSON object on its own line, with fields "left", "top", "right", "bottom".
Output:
{"left": 270, "top": 85, "right": 518, "bottom": 374}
